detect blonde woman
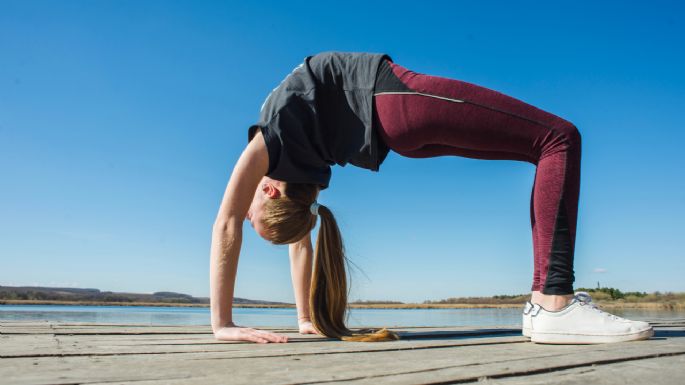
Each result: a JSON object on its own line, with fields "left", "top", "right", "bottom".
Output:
{"left": 210, "top": 52, "right": 653, "bottom": 344}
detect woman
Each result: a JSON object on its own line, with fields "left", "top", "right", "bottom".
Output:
{"left": 210, "top": 52, "right": 653, "bottom": 344}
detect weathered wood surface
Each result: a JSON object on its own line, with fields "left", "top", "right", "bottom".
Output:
{"left": 1, "top": 321, "right": 684, "bottom": 384}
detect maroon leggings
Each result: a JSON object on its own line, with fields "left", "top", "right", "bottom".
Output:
{"left": 372, "top": 60, "right": 581, "bottom": 295}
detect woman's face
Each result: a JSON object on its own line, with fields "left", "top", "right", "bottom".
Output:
{"left": 246, "top": 176, "right": 284, "bottom": 240}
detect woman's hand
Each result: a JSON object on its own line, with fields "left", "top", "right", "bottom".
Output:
{"left": 214, "top": 323, "right": 289, "bottom": 344}
{"left": 298, "top": 320, "right": 321, "bottom": 335}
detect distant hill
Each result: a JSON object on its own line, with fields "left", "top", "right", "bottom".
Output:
{"left": 0, "top": 285, "right": 291, "bottom": 306}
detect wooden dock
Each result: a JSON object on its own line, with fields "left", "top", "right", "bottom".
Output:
{"left": 2, "top": 320, "right": 684, "bottom": 384}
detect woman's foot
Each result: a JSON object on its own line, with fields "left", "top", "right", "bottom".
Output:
{"left": 521, "top": 301, "right": 537, "bottom": 338}
{"left": 528, "top": 292, "right": 654, "bottom": 344}
{"left": 531, "top": 291, "right": 574, "bottom": 311}
{"left": 522, "top": 291, "right": 572, "bottom": 338}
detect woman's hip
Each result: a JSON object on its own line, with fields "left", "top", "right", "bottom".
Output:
{"left": 372, "top": 60, "right": 578, "bottom": 163}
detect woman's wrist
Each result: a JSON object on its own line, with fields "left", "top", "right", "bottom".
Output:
{"left": 212, "top": 320, "right": 236, "bottom": 331}
{"left": 297, "top": 316, "right": 311, "bottom": 324}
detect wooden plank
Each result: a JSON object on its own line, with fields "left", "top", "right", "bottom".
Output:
{"left": 0, "top": 323, "right": 519, "bottom": 334}
{"left": 472, "top": 354, "right": 685, "bottom": 385}
{"left": 2, "top": 321, "right": 683, "bottom": 385}
{"left": 3, "top": 326, "right": 680, "bottom": 360}
{"left": 13, "top": 321, "right": 670, "bottom": 335}
{"left": 79, "top": 354, "right": 685, "bottom": 385}
{"left": 2, "top": 333, "right": 527, "bottom": 358}
{"left": 329, "top": 342, "right": 685, "bottom": 385}
{"left": 0, "top": 325, "right": 520, "bottom": 337}
{"left": 2, "top": 321, "right": 676, "bottom": 334}
{"left": 1, "top": 331, "right": 683, "bottom": 385}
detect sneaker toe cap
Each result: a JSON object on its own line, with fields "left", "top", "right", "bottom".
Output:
{"left": 630, "top": 320, "right": 652, "bottom": 332}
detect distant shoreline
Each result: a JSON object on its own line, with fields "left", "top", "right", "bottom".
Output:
{"left": 2, "top": 299, "right": 683, "bottom": 310}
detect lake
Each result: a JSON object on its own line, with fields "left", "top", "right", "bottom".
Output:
{"left": 2, "top": 305, "right": 684, "bottom": 327}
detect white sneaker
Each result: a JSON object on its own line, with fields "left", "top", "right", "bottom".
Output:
{"left": 530, "top": 292, "right": 654, "bottom": 344}
{"left": 522, "top": 300, "right": 539, "bottom": 338}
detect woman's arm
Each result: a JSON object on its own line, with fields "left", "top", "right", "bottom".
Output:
{"left": 289, "top": 234, "right": 314, "bottom": 327}
{"left": 209, "top": 220, "right": 242, "bottom": 331}
{"left": 289, "top": 236, "right": 321, "bottom": 335}
{"left": 210, "top": 130, "right": 288, "bottom": 343}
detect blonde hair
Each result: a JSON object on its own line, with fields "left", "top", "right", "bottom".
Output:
{"left": 262, "top": 182, "right": 400, "bottom": 342}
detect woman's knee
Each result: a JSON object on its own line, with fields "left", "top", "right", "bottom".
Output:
{"left": 554, "top": 120, "right": 581, "bottom": 148}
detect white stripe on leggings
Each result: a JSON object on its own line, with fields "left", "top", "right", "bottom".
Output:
{"left": 373, "top": 91, "right": 465, "bottom": 103}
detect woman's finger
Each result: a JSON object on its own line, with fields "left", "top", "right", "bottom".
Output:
{"left": 239, "top": 328, "right": 262, "bottom": 342}
{"left": 245, "top": 330, "right": 269, "bottom": 343}
{"left": 257, "top": 329, "right": 288, "bottom": 342}
{"left": 248, "top": 328, "right": 287, "bottom": 343}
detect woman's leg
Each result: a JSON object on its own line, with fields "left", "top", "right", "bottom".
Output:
{"left": 372, "top": 60, "right": 582, "bottom": 300}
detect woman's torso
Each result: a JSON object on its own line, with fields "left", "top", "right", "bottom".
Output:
{"left": 247, "top": 51, "right": 392, "bottom": 190}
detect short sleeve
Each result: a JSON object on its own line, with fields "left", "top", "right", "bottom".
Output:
{"left": 248, "top": 124, "right": 260, "bottom": 142}
{"left": 247, "top": 124, "right": 280, "bottom": 175}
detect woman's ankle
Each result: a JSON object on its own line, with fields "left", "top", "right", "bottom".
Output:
{"left": 531, "top": 291, "right": 574, "bottom": 311}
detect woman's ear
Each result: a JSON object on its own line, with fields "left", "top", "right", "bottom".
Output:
{"left": 262, "top": 182, "right": 282, "bottom": 199}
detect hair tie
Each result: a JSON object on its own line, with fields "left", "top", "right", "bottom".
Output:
{"left": 310, "top": 202, "right": 321, "bottom": 216}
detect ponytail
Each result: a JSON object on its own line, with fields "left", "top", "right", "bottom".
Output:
{"left": 263, "top": 182, "right": 400, "bottom": 342}
{"left": 309, "top": 204, "right": 400, "bottom": 342}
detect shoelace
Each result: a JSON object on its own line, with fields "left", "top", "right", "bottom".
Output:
{"left": 574, "top": 291, "right": 624, "bottom": 321}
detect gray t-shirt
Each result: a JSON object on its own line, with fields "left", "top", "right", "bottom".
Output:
{"left": 248, "top": 51, "right": 392, "bottom": 190}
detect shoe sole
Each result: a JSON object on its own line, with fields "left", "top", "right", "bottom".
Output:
{"left": 522, "top": 326, "right": 532, "bottom": 338}
{"left": 530, "top": 327, "right": 654, "bottom": 344}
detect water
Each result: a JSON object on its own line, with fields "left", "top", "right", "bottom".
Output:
{"left": 1, "top": 305, "right": 683, "bottom": 327}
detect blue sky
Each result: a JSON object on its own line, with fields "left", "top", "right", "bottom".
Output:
{"left": 1, "top": 1, "right": 683, "bottom": 303}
